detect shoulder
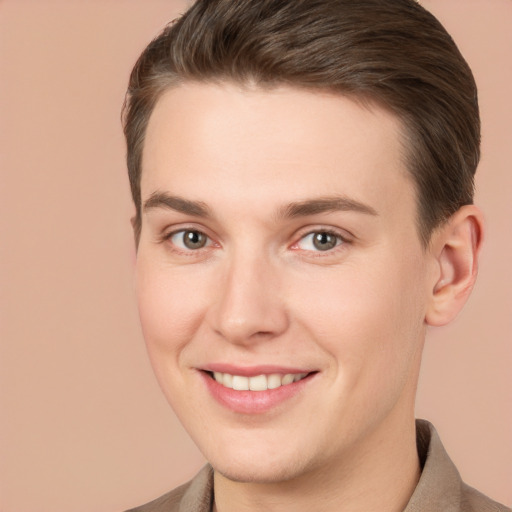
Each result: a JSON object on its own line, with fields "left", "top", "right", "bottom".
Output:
{"left": 125, "top": 465, "right": 214, "bottom": 512}
{"left": 409, "top": 420, "right": 511, "bottom": 512}
{"left": 460, "top": 483, "right": 511, "bottom": 512}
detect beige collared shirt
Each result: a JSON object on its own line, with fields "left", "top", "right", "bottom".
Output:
{"left": 127, "top": 420, "right": 511, "bottom": 512}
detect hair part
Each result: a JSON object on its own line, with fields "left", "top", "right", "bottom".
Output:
{"left": 122, "top": 0, "right": 480, "bottom": 247}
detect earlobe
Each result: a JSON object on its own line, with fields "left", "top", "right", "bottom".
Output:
{"left": 425, "top": 205, "right": 484, "bottom": 327}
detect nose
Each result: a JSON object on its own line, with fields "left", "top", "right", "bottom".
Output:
{"left": 207, "top": 252, "right": 289, "bottom": 346}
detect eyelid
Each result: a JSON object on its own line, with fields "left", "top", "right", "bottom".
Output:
{"left": 158, "top": 224, "right": 352, "bottom": 256}
{"left": 160, "top": 225, "right": 219, "bottom": 253}
{"left": 290, "top": 227, "right": 352, "bottom": 253}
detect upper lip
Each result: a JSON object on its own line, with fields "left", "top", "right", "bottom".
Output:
{"left": 202, "top": 363, "right": 315, "bottom": 377}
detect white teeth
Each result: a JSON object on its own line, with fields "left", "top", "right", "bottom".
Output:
{"left": 281, "top": 374, "right": 294, "bottom": 386}
{"left": 249, "top": 374, "right": 267, "bottom": 391}
{"left": 211, "top": 372, "right": 308, "bottom": 391}
{"left": 222, "top": 373, "right": 233, "bottom": 388}
{"left": 267, "top": 374, "right": 282, "bottom": 389}
{"left": 232, "top": 375, "right": 249, "bottom": 390}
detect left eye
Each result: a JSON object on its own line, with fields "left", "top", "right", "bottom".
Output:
{"left": 296, "top": 231, "right": 343, "bottom": 252}
{"left": 169, "top": 230, "right": 211, "bottom": 250}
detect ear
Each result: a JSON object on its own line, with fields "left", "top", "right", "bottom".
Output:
{"left": 425, "top": 205, "right": 484, "bottom": 327}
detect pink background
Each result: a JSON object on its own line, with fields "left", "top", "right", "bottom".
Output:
{"left": 0, "top": 1, "right": 510, "bottom": 510}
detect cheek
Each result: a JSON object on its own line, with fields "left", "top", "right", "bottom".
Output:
{"left": 135, "top": 258, "right": 208, "bottom": 358}
{"left": 289, "top": 252, "right": 426, "bottom": 380}
{"left": 135, "top": 259, "right": 215, "bottom": 417}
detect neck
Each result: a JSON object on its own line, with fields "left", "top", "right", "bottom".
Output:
{"left": 213, "top": 416, "right": 420, "bottom": 512}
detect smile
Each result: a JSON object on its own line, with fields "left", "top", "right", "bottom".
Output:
{"left": 211, "top": 372, "right": 309, "bottom": 391}
{"left": 203, "top": 369, "right": 315, "bottom": 414}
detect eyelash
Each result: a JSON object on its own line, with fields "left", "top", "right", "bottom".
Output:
{"left": 160, "top": 227, "right": 351, "bottom": 256}
{"left": 161, "top": 228, "right": 216, "bottom": 255}
{"left": 291, "top": 228, "right": 350, "bottom": 256}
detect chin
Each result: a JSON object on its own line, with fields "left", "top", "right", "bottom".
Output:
{"left": 206, "top": 445, "right": 317, "bottom": 485}
{"left": 213, "top": 461, "right": 303, "bottom": 484}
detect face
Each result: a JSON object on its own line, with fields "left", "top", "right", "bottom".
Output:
{"left": 136, "top": 83, "right": 433, "bottom": 484}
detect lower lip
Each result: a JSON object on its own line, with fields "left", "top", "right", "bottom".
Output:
{"left": 201, "top": 372, "right": 314, "bottom": 414}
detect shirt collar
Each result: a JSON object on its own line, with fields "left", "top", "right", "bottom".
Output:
{"left": 179, "top": 464, "right": 214, "bottom": 512}
{"left": 404, "top": 419, "right": 462, "bottom": 512}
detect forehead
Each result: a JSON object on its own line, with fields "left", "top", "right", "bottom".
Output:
{"left": 141, "top": 82, "right": 416, "bottom": 224}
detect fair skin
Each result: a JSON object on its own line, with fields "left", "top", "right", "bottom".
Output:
{"left": 135, "top": 82, "right": 483, "bottom": 512}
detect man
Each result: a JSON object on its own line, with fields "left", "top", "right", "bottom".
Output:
{"left": 122, "top": 1, "right": 510, "bottom": 511}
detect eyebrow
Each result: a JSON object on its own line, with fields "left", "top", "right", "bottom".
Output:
{"left": 143, "top": 191, "right": 212, "bottom": 218}
{"left": 278, "top": 196, "right": 378, "bottom": 219}
{"left": 143, "top": 191, "right": 378, "bottom": 220}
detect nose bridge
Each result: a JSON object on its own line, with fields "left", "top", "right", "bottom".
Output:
{"left": 210, "top": 246, "right": 288, "bottom": 344}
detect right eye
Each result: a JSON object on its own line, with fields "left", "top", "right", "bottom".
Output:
{"left": 168, "top": 229, "right": 212, "bottom": 251}
{"left": 296, "top": 230, "right": 344, "bottom": 252}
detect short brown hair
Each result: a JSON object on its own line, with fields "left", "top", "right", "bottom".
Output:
{"left": 122, "top": 0, "right": 480, "bottom": 246}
